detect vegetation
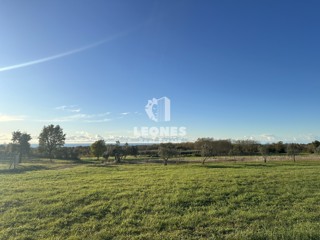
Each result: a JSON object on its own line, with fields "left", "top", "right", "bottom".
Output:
{"left": 90, "top": 140, "right": 106, "bottom": 161}
{"left": 287, "top": 143, "right": 301, "bottom": 162}
{"left": 10, "top": 131, "right": 32, "bottom": 167}
{"left": 38, "top": 125, "right": 66, "bottom": 161}
{"left": 3, "top": 125, "right": 320, "bottom": 163}
{"left": 1, "top": 160, "right": 320, "bottom": 239}
{"left": 113, "top": 141, "right": 123, "bottom": 164}
{"left": 258, "top": 145, "right": 269, "bottom": 163}
{"left": 158, "top": 143, "right": 177, "bottom": 165}
{"left": 2, "top": 125, "right": 320, "bottom": 238}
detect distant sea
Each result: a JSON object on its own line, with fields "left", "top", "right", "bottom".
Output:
{"left": 30, "top": 143, "right": 153, "bottom": 148}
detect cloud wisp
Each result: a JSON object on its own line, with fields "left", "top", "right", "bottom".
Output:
{"left": 0, "top": 114, "right": 25, "bottom": 122}
{"left": 55, "top": 105, "right": 81, "bottom": 113}
{"left": 37, "top": 112, "right": 111, "bottom": 123}
{"left": 0, "top": 27, "right": 137, "bottom": 73}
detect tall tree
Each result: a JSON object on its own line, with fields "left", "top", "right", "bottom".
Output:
{"left": 38, "top": 125, "right": 66, "bottom": 161}
{"left": 90, "top": 140, "right": 106, "bottom": 161}
{"left": 11, "top": 131, "right": 32, "bottom": 163}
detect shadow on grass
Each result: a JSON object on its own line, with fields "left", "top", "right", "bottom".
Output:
{"left": 0, "top": 161, "right": 86, "bottom": 174}
{"left": 91, "top": 159, "right": 164, "bottom": 165}
{"left": 0, "top": 165, "right": 50, "bottom": 174}
{"left": 70, "top": 159, "right": 93, "bottom": 165}
{"left": 86, "top": 159, "right": 192, "bottom": 167}
{"left": 203, "top": 161, "right": 319, "bottom": 169}
{"left": 87, "top": 164, "right": 120, "bottom": 168}
{"left": 122, "top": 159, "right": 194, "bottom": 164}
{"left": 203, "top": 164, "right": 244, "bottom": 169}
{"left": 203, "top": 163, "right": 278, "bottom": 169}
{"left": 242, "top": 163, "right": 276, "bottom": 168}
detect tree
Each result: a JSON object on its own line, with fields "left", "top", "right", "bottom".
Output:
{"left": 258, "top": 145, "right": 269, "bottom": 163}
{"left": 195, "top": 138, "right": 215, "bottom": 164}
{"left": 274, "top": 141, "right": 286, "bottom": 154}
{"left": 122, "top": 142, "right": 130, "bottom": 159}
{"left": 90, "top": 140, "right": 106, "bottom": 161}
{"left": 200, "top": 142, "right": 213, "bottom": 164}
{"left": 113, "top": 141, "right": 123, "bottom": 163}
{"left": 195, "top": 138, "right": 233, "bottom": 164}
{"left": 38, "top": 125, "right": 66, "bottom": 161}
{"left": 229, "top": 144, "right": 242, "bottom": 160}
{"left": 310, "top": 140, "right": 320, "bottom": 153}
{"left": 232, "top": 140, "right": 259, "bottom": 155}
{"left": 312, "top": 140, "right": 320, "bottom": 148}
{"left": 158, "top": 143, "right": 177, "bottom": 165}
{"left": 102, "top": 151, "right": 110, "bottom": 163}
{"left": 213, "top": 140, "right": 233, "bottom": 156}
{"left": 287, "top": 143, "right": 300, "bottom": 162}
{"left": 11, "top": 131, "right": 32, "bottom": 163}
{"left": 315, "top": 145, "right": 320, "bottom": 155}
{"left": 130, "top": 146, "right": 139, "bottom": 158}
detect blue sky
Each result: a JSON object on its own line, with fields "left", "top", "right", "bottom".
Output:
{"left": 1, "top": 0, "right": 320, "bottom": 144}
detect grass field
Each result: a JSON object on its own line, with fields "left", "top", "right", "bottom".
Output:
{"left": 1, "top": 160, "right": 320, "bottom": 239}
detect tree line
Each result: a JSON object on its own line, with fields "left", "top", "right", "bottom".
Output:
{"left": 79, "top": 138, "right": 320, "bottom": 165}
{"left": 1, "top": 125, "right": 320, "bottom": 167}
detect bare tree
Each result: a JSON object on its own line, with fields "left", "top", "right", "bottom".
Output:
{"left": 158, "top": 143, "right": 177, "bottom": 165}
{"left": 196, "top": 138, "right": 215, "bottom": 164}
{"left": 287, "top": 143, "right": 300, "bottom": 162}
{"left": 259, "top": 145, "right": 269, "bottom": 163}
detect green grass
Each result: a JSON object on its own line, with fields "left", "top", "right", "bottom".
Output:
{"left": 1, "top": 161, "right": 320, "bottom": 239}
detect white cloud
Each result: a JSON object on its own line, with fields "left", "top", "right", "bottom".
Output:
{"left": 259, "top": 134, "right": 278, "bottom": 142}
{"left": 0, "top": 134, "right": 11, "bottom": 143}
{"left": 0, "top": 114, "right": 25, "bottom": 122}
{"left": 96, "top": 112, "right": 111, "bottom": 117}
{"left": 66, "top": 131, "right": 105, "bottom": 143}
{"left": 286, "top": 134, "right": 319, "bottom": 143}
{"left": 37, "top": 114, "right": 87, "bottom": 123}
{"left": 55, "top": 105, "right": 81, "bottom": 113}
{"left": 37, "top": 112, "right": 112, "bottom": 123}
{"left": 243, "top": 134, "right": 280, "bottom": 143}
{"left": 242, "top": 133, "right": 320, "bottom": 143}
{"left": 65, "top": 131, "right": 190, "bottom": 144}
{"left": 84, "top": 119, "right": 112, "bottom": 123}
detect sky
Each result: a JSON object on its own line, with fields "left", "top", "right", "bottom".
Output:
{"left": 1, "top": 0, "right": 320, "bottom": 144}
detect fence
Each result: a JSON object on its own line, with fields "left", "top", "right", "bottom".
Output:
{"left": 0, "top": 152, "right": 20, "bottom": 169}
